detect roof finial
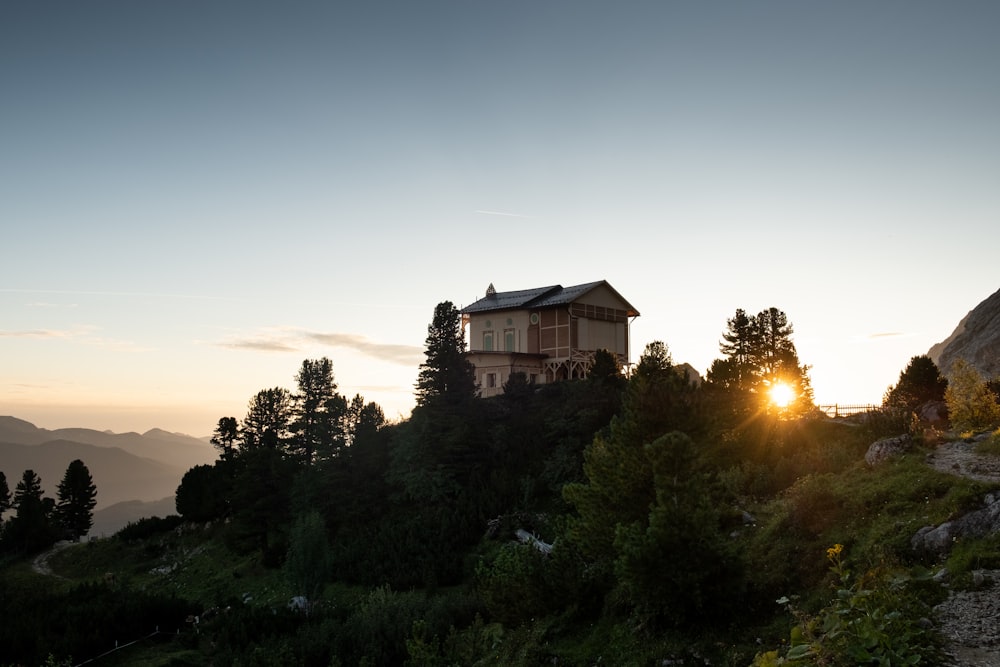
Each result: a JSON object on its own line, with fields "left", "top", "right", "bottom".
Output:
{"left": 486, "top": 283, "right": 496, "bottom": 296}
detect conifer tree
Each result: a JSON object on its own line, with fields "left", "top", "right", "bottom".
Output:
{"left": 291, "top": 358, "right": 345, "bottom": 464}
{"left": 210, "top": 416, "right": 239, "bottom": 464}
{"left": 415, "top": 301, "right": 477, "bottom": 407}
{"left": 55, "top": 459, "right": 97, "bottom": 541}
{"left": 241, "top": 387, "right": 294, "bottom": 453}
{"left": 5, "top": 469, "right": 57, "bottom": 553}
{"left": 0, "top": 471, "right": 10, "bottom": 516}
{"left": 884, "top": 355, "right": 948, "bottom": 412}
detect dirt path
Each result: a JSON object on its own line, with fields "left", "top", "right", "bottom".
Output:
{"left": 926, "top": 436, "right": 1000, "bottom": 667}
{"left": 30, "top": 540, "right": 73, "bottom": 579}
{"left": 928, "top": 436, "right": 1000, "bottom": 484}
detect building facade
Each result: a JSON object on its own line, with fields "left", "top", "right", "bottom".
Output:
{"left": 460, "top": 280, "right": 639, "bottom": 397}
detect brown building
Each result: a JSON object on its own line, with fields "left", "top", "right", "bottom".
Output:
{"left": 461, "top": 280, "right": 640, "bottom": 397}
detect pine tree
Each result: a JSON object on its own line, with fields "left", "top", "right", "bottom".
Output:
{"left": 4, "top": 469, "right": 57, "bottom": 553}
{"left": 290, "top": 358, "right": 345, "bottom": 464}
{"left": 210, "top": 416, "right": 239, "bottom": 464}
{"left": 0, "top": 471, "right": 10, "bottom": 516}
{"left": 709, "top": 307, "right": 813, "bottom": 414}
{"left": 55, "top": 459, "right": 97, "bottom": 540}
{"left": 415, "top": 301, "right": 477, "bottom": 407}
{"left": 884, "top": 355, "right": 948, "bottom": 412}
{"left": 241, "top": 387, "right": 294, "bottom": 453}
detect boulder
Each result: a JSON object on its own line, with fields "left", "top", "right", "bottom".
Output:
{"left": 865, "top": 434, "right": 912, "bottom": 466}
{"left": 916, "top": 400, "right": 949, "bottom": 428}
{"left": 912, "top": 493, "right": 1000, "bottom": 555}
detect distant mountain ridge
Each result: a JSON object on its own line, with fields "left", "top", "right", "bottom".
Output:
{"left": 0, "top": 416, "right": 216, "bottom": 536}
{"left": 928, "top": 287, "right": 1000, "bottom": 380}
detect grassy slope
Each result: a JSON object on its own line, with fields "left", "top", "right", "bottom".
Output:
{"left": 10, "top": 430, "right": 1000, "bottom": 666}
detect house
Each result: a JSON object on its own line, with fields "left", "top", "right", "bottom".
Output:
{"left": 460, "top": 280, "right": 640, "bottom": 397}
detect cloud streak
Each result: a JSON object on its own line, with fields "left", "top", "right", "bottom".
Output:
{"left": 0, "top": 325, "right": 152, "bottom": 352}
{"left": 1, "top": 288, "right": 236, "bottom": 301}
{"left": 216, "top": 328, "right": 424, "bottom": 366}
{"left": 475, "top": 209, "right": 531, "bottom": 218}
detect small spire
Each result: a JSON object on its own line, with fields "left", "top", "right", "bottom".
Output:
{"left": 486, "top": 283, "right": 496, "bottom": 296}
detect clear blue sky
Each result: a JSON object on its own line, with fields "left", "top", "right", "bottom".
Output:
{"left": 2, "top": 1, "right": 998, "bottom": 435}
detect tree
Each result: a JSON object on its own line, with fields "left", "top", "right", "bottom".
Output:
{"left": 210, "top": 417, "right": 239, "bottom": 464}
{"left": 945, "top": 359, "right": 1000, "bottom": 432}
{"left": 564, "top": 342, "right": 701, "bottom": 567}
{"left": 241, "top": 387, "right": 294, "bottom": 453}
{"left": 55, "top": 459, "right": 97, "bottom": 541}
{"left": 415, "top": 301, "right": 477, "bottom": 407}
{"left": 884, "top": 355, "right": 948, "bottom": 413}
{"left": 4, "top": 469, "right": 57, "bottom": 553}
{"left": 0, "top": 471, "right": 10, "bottom": 516}
{"left": 290, "top": 357, "right": 344, "bottom": 465}
{"left": 176, "top": 464, "right": 228, "bottom": 522}
{"left": 717, "top": 308, "right": 756, "bottom": 389}
{"left": 708, "top": 307, "right": 813, "bottom": 414}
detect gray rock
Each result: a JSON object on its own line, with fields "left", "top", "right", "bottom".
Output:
{"left": 928, "top": 287, "right": 1000, "bottom": 381}
{"left": 912, "top": 495, "right": 1000, "bottom": 554}
{"left": 866, "top": 434, "right": 913, "bottom": 466}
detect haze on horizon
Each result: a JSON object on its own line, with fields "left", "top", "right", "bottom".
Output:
{"left": 2, "top": 1, "right": 998, "bottom": 437}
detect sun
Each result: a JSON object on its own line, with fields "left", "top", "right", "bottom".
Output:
{"left": 768, "top": 381, "right": 796, "bottom": 409}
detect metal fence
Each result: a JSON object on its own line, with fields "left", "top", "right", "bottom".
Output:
{"left": 817, "top": 404, "right": 880, "bottom": 418}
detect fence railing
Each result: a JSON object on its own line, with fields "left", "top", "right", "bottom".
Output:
{"left": 817, "top": 404, "right": 880, "bottom": 418}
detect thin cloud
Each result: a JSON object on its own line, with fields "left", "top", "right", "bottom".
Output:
{"left": 1, "top": 288, "right": 236, "bottom": 301}
{"left": 218, "top": 336, "right": 300, "bottom": 353}
{"left": 868, "top": 332, "right": 907, "bottom": 339}
{"left": 304, "top": 332, "right": 424, "bottom": 365}
{"left": 475, "top": 209, "right": 531, "bottom": 218}
{"left": 0, "top": 327, "right": 87, "bottom": 339}
{"left": 215, "top": 329, "right": 423, "bottom": 365}
{"left": 26, "top": 301, "right": 79, "bottom": 309}
{"left": 0, "top": 325, "right": 151, "bottom": 351}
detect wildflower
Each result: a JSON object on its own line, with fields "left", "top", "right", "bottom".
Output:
{"left": 826, "top": 543, "right": 843, "bottom": 560}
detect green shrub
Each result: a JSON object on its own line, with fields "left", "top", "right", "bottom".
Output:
{"left": 115, "top": 514, "right": 184, "bottom": 542}
{"left": 753, "top": 545, "right": 945, "bottom": 666}
{"left": 945, "top": 359, "right": 1000, "bottom": 433}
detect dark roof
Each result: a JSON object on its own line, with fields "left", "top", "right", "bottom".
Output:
{"left": 461, "top": 280, "right": 639, "bottom": 316}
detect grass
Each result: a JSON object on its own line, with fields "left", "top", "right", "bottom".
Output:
{"left": 47, "top": 522, "right": 296, "bottom": 610}
{"left": 974, "top": 428, "right": 1000, "bottom": 456}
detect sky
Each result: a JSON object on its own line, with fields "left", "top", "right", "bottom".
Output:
{"left": 2, "top": 1, "right": 998, "bottom": 437}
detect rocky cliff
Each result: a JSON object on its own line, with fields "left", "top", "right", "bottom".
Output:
{"left": 928, "top": 287, "right": 1000, "bottom": 380}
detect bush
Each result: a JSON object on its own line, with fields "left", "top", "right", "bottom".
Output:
{"left": 945, "top": 359, "right": 1000, "bottom": 433}
{"left": 115, "top": 514, "right": 184, "bottom": 542}
{"left": 753, "top": 545, "right": 945, "bottom": 666}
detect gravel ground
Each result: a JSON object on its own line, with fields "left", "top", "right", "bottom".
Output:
{"left": 927, "top": 437, "right": 1000, "bottom": 667}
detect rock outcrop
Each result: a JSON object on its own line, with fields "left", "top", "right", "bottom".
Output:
{"left": 928, "top": 287, "right": 1000, "bottom": 380}
{"left": 911, "top": 492, "right": 1000, "bottom": 555}
{"left": 865, "top": 434, "right": 912, "bottom": 466}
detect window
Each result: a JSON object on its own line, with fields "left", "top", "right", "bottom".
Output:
{"left": 483, "top": 331, "right": 493, "bottom": 351}
{"left": 504, "top": 329, "right": 515, "bottom": 352}
{"left": 486, "top": 373, "right": 496, "bottom": 388}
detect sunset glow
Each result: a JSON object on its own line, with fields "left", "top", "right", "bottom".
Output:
{"left": 769, "top": 382, "right": 795, "bottom": 409}
{"left": 1, "top": 3, "right": 996, "bottom": 436}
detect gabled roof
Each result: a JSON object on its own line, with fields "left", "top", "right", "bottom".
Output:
{"left": 461, "top": 280, "right": 639, "bottom": 316}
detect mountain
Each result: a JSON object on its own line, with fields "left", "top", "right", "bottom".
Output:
{"left": 0, "top": 417, "right": 216, "bottom": 536}
{"left": 928, "top": 287, "right": 1000, "bottom": 380}
{"left": 0, "top": 440, "right": 185, "bottom": 511}
{"left": 90, "top": 497, "right": 177, "bottom": 538}
{"left": 0, "top": 416, "right": 215, "bottom": 472}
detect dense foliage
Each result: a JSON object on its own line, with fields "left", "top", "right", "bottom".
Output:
{"left": 4, "top": 302, "right": 997, "bottom": 666}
